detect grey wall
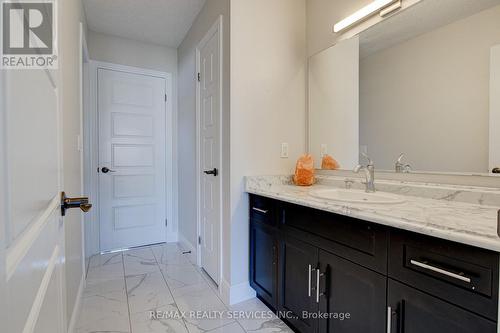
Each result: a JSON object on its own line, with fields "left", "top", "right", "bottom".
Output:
{"left": 229, "top": 0, "right": 307, "bottom": 286}
{"left": 360, "top": 5, "right": 500, "bottom": 173}
{"left": 177, "top": 0, "right": 230, "bottom": 253}
{"left": 87, "top": 31, "right": 178, "bottom": 73}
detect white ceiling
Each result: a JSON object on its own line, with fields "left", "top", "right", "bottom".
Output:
{"left": 359, "top": 0, "right": 500, "bottom": 58}
{"left": 83, "top": 0, "right": 206, "bottom": 48}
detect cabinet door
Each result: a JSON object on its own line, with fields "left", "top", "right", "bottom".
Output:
{"left": 388, "top": 279, "right": 497, "bottom": 333}
{"left": 279, "top": 235, "right": 319, "bottom": 333}
{"left": 249, "top": 222, "right": 278, "bottom": 307}
{"left": 318, "top": 250, "right": 386, "bottom": 333}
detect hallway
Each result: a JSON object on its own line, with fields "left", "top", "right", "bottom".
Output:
{"left": 76, "top": 243, "right": 292, "bottom": 333}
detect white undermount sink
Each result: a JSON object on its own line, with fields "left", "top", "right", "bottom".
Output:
{"left": 309, "top": 189, "right": 406, "bottom": 205}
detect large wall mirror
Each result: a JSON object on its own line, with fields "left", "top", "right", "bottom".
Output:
{"left": 308, "top": 0, "right": 500, "bottom": 175}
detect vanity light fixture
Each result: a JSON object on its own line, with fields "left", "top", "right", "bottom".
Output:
{"left": 333, "top": 0, "right": 399, "bottom": 33}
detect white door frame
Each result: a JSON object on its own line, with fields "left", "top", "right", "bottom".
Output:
{"left": 0, "top": 53, "right": 7, "bottom": 332}
{"left": 196, "top": 15, "right": 224, "bottom": 286}
{"left": 86, "top": 61, "right": 176, "bottom": 252}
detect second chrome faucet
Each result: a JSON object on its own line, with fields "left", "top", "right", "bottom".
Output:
{"left": 354, "top": 153, "right": 376, "bottom": 193}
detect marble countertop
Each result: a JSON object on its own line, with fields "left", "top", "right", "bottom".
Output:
{"left": 245, "top": 175, "right": 500, "bottom": 252}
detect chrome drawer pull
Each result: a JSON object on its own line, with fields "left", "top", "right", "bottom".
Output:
{"left": 410, "top": 260, "right": 471, "bottom": 283}
{"left": 308, "top": 265, "right": 312, "bottom": 297}
{"left": 386, "top": 306, "right": 392, "bottom": 333}
{"left": 252, "top": 207, "right": 268, "bottom": 214}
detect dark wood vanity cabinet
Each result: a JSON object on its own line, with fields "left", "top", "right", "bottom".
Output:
{"left": 387, "top": 279, "right": 497, "bottom": 333}
{"left": 249, "top": 194, "right": 500, "bottom": 333}
{"left": 317, "top": 250, "right": 387, "bottom": 333}
{"left": 249, "top": 222, "right": 278, "bottom": 307}
{"left": 279, "top": 235, "right": 319, "bottom": 333}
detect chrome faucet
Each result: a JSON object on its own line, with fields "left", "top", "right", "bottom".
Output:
{"left": 354, "top": 153, "right": 376, "bottom": 193}
{"left": 395, "top": 153, "right": 412, "bottom": 173}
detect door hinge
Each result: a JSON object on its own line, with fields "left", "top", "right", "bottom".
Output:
{"left": 197, "top": 72, "right": 201, "bottom": 82}
{"left": 165, "top": 94, "right": 167, "bottom": 102}
{"left": 198, "top": 236, "right": 201, "bottom": 245}
{"left": 165, "top": 218, "right": 168, "bottom": 227}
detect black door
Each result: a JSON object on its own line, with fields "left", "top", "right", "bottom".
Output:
{"left": 279, "top": 235, "right": 319, "bottom": 333}
{"left": 249, "top": 222, "right": 278, "bottom": 307}
{"left": 388, "top": 279, "right": 496, "bottom": 333}
{"left": 318, "top": 250, "right": 386, "bottom": 333}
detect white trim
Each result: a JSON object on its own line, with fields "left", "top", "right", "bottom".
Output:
{"left": 196, "top": 15, "right": 224, "bottom": 288}
{"left": 86, "top": 61, "right": 176, "bottom": 251}
{"left": 220, "top": 279, "right": 256, "bottom": 306}
{"left": 22, "top": 245, "right": 60, "bottom": 333}
{"left": 0, "top": 47, "right": 7, "bottom": 332}
{"left": 178, "top": 233, "right": 197, "bottom": 265}
{"left": 6, "top": 195, "right": 59, "bottom": 280}
{"left": 67, "top": 274, "right": 85, "bottom": 333}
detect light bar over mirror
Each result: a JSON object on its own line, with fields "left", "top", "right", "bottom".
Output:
{"left": 333, "top": 0, "right": 400, "bottom": 33}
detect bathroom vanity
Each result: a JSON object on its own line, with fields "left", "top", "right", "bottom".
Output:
{"left": 247, "top": 175, "right": 500, "bottom": 333}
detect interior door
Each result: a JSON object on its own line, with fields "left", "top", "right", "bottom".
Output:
{"left": 490, "top": 44, "right": 500, "bottom": 173}
{"left": 0, "top": 68, "right": 66, "bottom": 331}
{"left": 98, "top": 68, "right": 167, "bottom": 251}
{"left": 198, "top": 22, "right": 221, "bottom": 283}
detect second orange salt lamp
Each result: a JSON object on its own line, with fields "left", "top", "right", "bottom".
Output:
{"left": 321, "top": 154, "right": 340, "bottom": 170}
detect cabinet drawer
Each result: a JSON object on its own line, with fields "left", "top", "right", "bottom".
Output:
{"left": 389, "top": 230, "right": 499, "bottom": 321}
{"left": 280, "top": 202, "right": 388, "bottom": 274}
{"left": 388, "top": 279, "right": 496, "bottom": 333}
{"left": 250, "top": 194, "right": 277, "bottom": 227}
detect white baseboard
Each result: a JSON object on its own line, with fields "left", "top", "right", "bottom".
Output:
{"left": 178, "top": 233, "right": 197, "bottom": 264}
{"left": 67, "top": 274, "right": 85, "bottom": 333}
{"left": 166, "top": 231, "right": 178, "bottom": 243}
{"left": 220, "top": 279, "right": 256, "bottom": 306}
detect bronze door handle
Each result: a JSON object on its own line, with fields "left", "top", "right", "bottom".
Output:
{"left": 493, "top": 168, "right": 500, "bottom": 174}
{"left": 61, "top": 192, "right": 92, "bottom": 216}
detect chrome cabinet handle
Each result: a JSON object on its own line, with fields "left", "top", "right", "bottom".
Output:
{"left": 308, "top": 265, "right": 312, "bottom": 297}
{"left": 252, "top": 207, "right": 268, "bottom": 214}
{"left": 387, "top": 306, "right": 392, "bottom": 333}
{"left": 410, "top": 260, "right": 471, "bottom": 283}
{"left": 316, "top": 269, "right": 325, "bottom": 303}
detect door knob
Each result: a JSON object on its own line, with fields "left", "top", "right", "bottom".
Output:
{"left": 493, "top": 168, "right": 500, "bottom": 174}
{"left": 61, "top": 192, "right": 92, "bottom": 216}
{"left": 204, "top": 168, "right": 218, "bottom": 176}
{"left": 101, "top": 167, "right": 116, "bottom": 173}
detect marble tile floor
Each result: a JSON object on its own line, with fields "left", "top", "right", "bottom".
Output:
{"left": 75, "top": 243, "right": 293, "bottom": 333}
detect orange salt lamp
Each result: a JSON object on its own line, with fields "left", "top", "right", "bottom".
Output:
{"left": 293, "top": 154, "right": 315, "bottom": 186}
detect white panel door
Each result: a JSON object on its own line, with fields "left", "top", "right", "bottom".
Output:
{"left": 98, "top": 69, "right": 167, "bottom": 251}
{"left": 0, "top": 63, "right": 65, "bottom": 331}
{"left": 490, "top": 45, "right": 500, "bottom": 173}
{"left": 198, "top": 23, "right": 221, "bottom": 284}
